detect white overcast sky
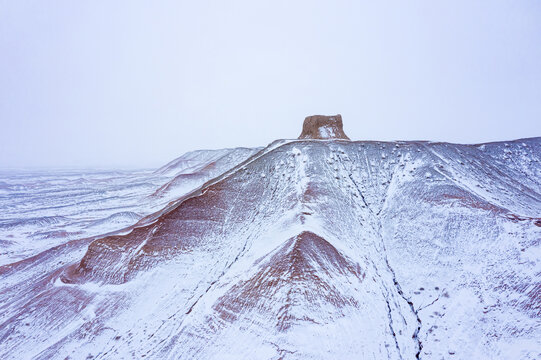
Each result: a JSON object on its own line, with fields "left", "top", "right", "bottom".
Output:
{"left": 1, "top": 1, "right": 540, "bottom": 168}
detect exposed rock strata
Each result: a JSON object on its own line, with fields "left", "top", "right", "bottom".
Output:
{"left": 298, "top": 114, "right": 350, "bottom": 140}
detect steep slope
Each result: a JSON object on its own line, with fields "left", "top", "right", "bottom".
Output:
{"left": 151, "top": 147, "right": 261, "bottom": 199}
{"left": 0, "top": 132, "right": 539, "bottom": 359}
{"left": 155, "top": 147, "right": 261, "bottom": 177}
{"left": 0, "top": 148, "right": 259, "bottom": 266}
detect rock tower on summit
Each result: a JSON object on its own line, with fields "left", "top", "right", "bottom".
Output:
{"left": 298, "top": 114, "right": 350, "bottom": 140}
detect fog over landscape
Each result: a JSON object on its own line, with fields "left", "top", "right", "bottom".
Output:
{"left": 1, "top": 1, "right": 540, "bottom": 168}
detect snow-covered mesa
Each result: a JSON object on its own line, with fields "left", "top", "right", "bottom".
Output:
{"left": 0, "top": 116, "right": 540, "bottom": 360}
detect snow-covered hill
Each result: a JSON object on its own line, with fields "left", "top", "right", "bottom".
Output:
{"left": 0, "top": 149, "right": 258, "bottom": 266}
{"left": 0, "top": 117, "right": 539, "bottom": 359}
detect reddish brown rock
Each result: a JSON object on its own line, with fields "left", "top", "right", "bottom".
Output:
{"left": 298, "top": 114, "right": 350, "bottom": 140}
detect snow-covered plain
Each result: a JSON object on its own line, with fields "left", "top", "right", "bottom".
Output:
{"left": 0, "top": 138, "right": 539, "bottom": 359}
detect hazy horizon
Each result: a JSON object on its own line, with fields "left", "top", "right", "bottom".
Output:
{"left": 1, "top": 1, "right": 540, "bottom": 169}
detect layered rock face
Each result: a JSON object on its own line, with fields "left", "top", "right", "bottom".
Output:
{"left": 298, "top": 114, "right": 350, "bottom": 140}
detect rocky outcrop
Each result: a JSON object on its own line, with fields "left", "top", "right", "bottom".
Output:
{"left": 298, "top": 114, "right": 350, "bottom": 140}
